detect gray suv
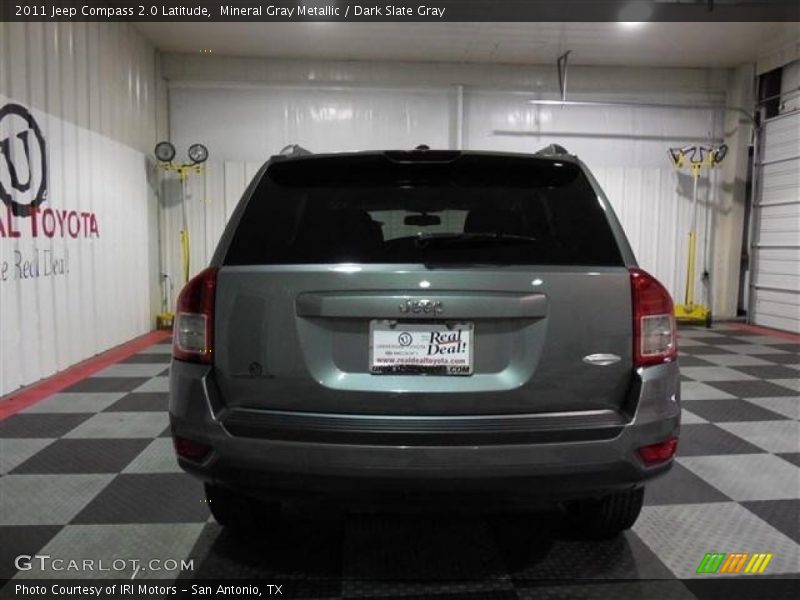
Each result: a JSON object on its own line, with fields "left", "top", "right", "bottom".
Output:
{"left": 169, "top": 146, "right": 680, "bottom": 537}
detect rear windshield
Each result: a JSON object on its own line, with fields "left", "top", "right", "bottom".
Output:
{"left": 224, "top": 154, "right": 623, "bottom": 266}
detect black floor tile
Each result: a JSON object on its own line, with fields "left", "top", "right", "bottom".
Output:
{"left": 119, "top": 353, "right": 171, "bottom": 364}
{"left": 680, "top": 346, "right": 734, "bottom": 355}
{"left": 681, "top": 399, "right": 789, "bottom": 423}
{"left": 676, "top": 424, "right": 766, "bottom": 456}
{"left": 755, "top": 353, "right": 800, "bottom": 365}
{"left": 105, "top": 392, "right": 169, "bottom": 412}
{"left": 11, "top": 438, "right": 150, "bottom": 474}
{"left": 734, "top": 365, "right": 800, "bottom": 380}
{"left": 71, "top": 473, "right": 209, "bottom": 524}
{"left": 722, "top": 329, "right": 757, "bottom": 336}
{"left": 766, "top": 343, "right": 800, "bottom": 353}
{"left": 706, "top": 380, "right": 799, "bottom": 398}
{"left": 689, "top": 334, "right": 741, "bottom": 344}
{"left": 677, "top": 356, "right": 717, "bottom": 367}
{"left": 743, "top": 499, "right": 800, "bottom": 544}
{"left": 0, "top": 413, "right": 93, "bottom": 438}
{"left": 61, "top": 377, "right": 150, "bottom": 393}
{"left": 0, "top": 525, "right": 62, "bottom": 579}
{"left": 777, "top": 453, "right": 800, "bottom": 469}
{"left": 644, "top": 462, "right": 730, "bottom": 505}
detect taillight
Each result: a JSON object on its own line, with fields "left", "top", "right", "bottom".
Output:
{"left": 630, "top": 268, "right": 677, "bottom": 367}
{"left": 172, "top": 435, "right": 211, "bottom": 462}
{"left": 638, "top": 437, "right": 679, "bottom": 466}
{"left": 173, "top": 267, "right": 218, "bottom": 363}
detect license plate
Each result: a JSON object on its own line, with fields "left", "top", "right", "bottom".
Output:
{"left": 369, "top": 320, "right": 473, "bottom": 375}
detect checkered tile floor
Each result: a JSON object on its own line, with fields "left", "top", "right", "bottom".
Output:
{"left": 1, "top": 325, "right": 798, "bottom": 598}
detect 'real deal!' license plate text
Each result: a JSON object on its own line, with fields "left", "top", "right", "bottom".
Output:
{"left": 370, "top": 321, "right": 473, "bottom": 375}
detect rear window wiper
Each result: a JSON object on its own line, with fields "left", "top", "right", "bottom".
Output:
{"left": 414, "top": 232, "right": 537, "bottom": 248}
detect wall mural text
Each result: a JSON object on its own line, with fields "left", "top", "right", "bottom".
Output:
{"left": 0, "top": 102, "right": 99, "bottom": 283}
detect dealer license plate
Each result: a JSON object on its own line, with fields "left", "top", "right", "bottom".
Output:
{"left": 369, "top": 320, "right": 473, "bottom": 375}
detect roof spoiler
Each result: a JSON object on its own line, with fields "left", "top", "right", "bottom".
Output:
{"left": 535, "top": 144, "right": 570, "bottom": 156}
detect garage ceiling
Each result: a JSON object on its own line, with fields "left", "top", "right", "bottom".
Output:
{"left": 135, "top": 22, "right": 799, "bottom": 68}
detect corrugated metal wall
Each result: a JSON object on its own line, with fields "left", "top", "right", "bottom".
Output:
{"left": 0, "top": 22, "right": 165, "bottom": 395}
{"left": 752, "top": 110, "right": 800, "bottom": 333}
{"left": 161, "top": 81, "right": 724, "bottom": 310}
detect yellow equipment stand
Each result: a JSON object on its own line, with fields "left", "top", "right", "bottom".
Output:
{"left": 152, "top": 141, "right": 208, "bottom": 331}
{"left": 158, "top": 162, "right": 205, "bottom": 286}
{"left": 668, "top": 145, "right": 727, "bottom": 327}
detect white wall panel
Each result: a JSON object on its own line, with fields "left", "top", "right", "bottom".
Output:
{"left": 162, "top": 53, "right": 731, "bottom": 98}
{"left": 170, "top": 85, "right": 452, "bottom": 161}
{"left": 465, "top": 90, "right": 722, "bottom": 167}
{"left": 0, "top": 22, "right": 163, "bottom": 396}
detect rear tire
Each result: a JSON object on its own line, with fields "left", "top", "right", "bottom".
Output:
{"left": 205, "top": 483, "right": 281, "bottom": 533}
{"left": 565, "top": 487, "right": 644, "bottom": 539}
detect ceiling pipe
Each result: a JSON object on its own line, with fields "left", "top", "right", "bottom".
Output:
{"left": 526, "top": 99, "right": 757, "bottom": 125}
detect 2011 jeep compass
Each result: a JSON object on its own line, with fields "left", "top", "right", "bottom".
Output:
{"left": 169, "top": 145, "right": 680, "bottom": 537}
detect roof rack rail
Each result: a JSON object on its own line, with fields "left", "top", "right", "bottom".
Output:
{"left": 535, "top": 144, "right": 570, "bottom": 156}
{"left": 278, "top": 144, "right": 312, "bottom": 157}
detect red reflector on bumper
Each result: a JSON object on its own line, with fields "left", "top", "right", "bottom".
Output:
{"left": 638, "top": 437, "right": 678, "bottom": 466}
{"left": 173, "top": 435, "right": 211, "bottom": 461}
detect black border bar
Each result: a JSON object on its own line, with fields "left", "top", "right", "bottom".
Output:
{"left": 2, "top": 578, "right": 800, "bottom": 599}
{"left": 1, "top": 1, "right": 798, "bottom": 22}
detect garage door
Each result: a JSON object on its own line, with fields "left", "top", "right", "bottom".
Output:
{"left": 751, "top": 111, "right": 800, "bottom": 333}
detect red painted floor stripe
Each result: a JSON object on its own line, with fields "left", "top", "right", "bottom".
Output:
{"left": 0, "top": 330, "right": 172, "bottom": 421}
{"left": 727, "top": 322, "right": 800, "bottom": 343}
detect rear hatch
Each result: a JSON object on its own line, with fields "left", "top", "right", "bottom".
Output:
{"left": 212, "top": 152, "right": 633, "bottom": 416}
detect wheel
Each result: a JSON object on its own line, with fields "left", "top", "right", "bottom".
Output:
{"left": 564, "top": 487, "right": 644, "bottom": 539}
{"left": 205, "top": 483, "right": 281, "bottom": 532}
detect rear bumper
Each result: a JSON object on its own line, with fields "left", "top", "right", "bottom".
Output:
{"left": 169, "top": 360, "right": 680, "bottom": 501}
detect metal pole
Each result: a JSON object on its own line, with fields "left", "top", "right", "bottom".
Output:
{"left": 685, "top": 169, "right": 700, "bottom": 308}
{"left": 557, "top": 51, "right": 571, "bottom": 102}
{"left": 180, "top": 172, "right": 190, "bottom": 285}
{"left": 455, "top": 84, "right": 464, "bottom": 150}
{"left": 703, "top": 167, "right": 713, "bottom": 321}
{"left": 746, "top": 120, "right": 762, "bottom": 324}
